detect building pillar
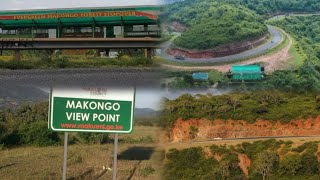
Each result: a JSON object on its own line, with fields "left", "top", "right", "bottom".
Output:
{"left": 31, "top": 27, "right": 34, "bottom": 38}
{"left": 145, "top": 48, "right": 152, "bottom": 60}
{"left": 92, "top": 24, "right": 95, "bottom": 38}
{"left": 15, "top": 50, "right": 21, "bottom": 61}
{"left": 103, "top": 26, "right": 107, "bottom": 38}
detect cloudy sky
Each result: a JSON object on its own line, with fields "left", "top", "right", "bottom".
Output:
{"left": 135, "top": 88, "right": 164, "bottom": 110}
{"left": 0, "top": 0, "right": 161, "bottom": 10}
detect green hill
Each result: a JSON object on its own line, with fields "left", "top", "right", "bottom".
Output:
{"left": 164, "top": 0, "right": 268, "bottom": 50}
{"left": 218, "top": 0, "right": 320, "bottom": 16}
{"left": 161, "top": 91, "right": 320, "bottom": 127}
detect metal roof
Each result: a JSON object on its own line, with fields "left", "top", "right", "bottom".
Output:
{"left": 231, "top": 65, "right": 261, "bottom": 73}
{"left": 231, "top": 65, "right": 263, "bottom": 81}
{"left": 192, "top": 72, "right": 209, "bottom": 80}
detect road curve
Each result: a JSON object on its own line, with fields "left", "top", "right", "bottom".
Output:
{"left": 161, "top": 26, "right": 283, "bottom": 63}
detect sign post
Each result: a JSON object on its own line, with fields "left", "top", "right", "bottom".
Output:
{"left": 48, "top": 87, "right": 135, "bottom": 180}
{"left": 112, "top": 133, "right": 119, "bottom": 180}
{"left": 62, "top": 132, "right": 68, "bottom": 180}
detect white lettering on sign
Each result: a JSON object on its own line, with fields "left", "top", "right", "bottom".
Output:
{"left": 66, "top": 112, "right": 90, "bottom": 121}
{"left": 66, "top": 100, "right": 121, "bottom": 111}
{"left": 93, "top": 114, "right": 120, "bottom": 122}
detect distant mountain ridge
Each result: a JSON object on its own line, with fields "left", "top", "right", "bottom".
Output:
{"left": 135, "top": 108, "right": 161, "bottom": 117}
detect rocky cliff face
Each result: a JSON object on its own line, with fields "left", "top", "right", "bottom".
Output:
{"left": 170, "top": 116, "right": 320, "bottom": 142}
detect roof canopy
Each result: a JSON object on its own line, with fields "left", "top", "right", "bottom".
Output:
{"left": 0, "top": 6, "right": 161, "bottom": 28}
{"left": 231, "top": 65, "right": 261, "bottom": 73}
{"left": 231, "top": 65, "right": 263, "bottom": 81}
{"left": 192, "top": 73, "right": 209, "bottom": 80}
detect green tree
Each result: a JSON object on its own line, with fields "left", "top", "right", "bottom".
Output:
{"left": 227, "top": 93, "right": 242, "bottom": 112}
{"left": 279, "top": 154, "right": 302, "bottom": 176}
{"left": 252, "top": 151, "right": 279, "bottom": 180}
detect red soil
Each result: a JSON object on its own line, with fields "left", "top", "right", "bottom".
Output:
{"left": 170, "top": 116, "right": 320, "bottom": 142}
{"left": 167, "top": 34, "right": 268, "bottom": 58}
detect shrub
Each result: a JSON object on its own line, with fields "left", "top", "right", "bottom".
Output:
{"left": 54, "top": 57, "right": 69, "bottom": 68}
{"left": 139, "top": 165, "right": 155, "bottom": 177}
{"left": 18, "top": 121, "right": 60, "bottom": 146}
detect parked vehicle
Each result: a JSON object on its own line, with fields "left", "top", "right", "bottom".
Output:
{"left": 174, "top": 55, "right": 185, "bottom": 60}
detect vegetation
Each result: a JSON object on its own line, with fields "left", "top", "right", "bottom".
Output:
{"left": 265, "top": 16, "right": 320, "bottom": 92}
{"left": 164, "top": 0, "right": 267, "bottom": 50}
{"left": 161, "top": 91, "right": 320, "bottom": 127}
{"left": 0, "top": 50, "right": 154, "bottom": 69}
{"left": 164, "top": 147, "right": 244, "bottom": 179}
{"left": 0, "top": 102, "right": 159, "bottom": 147}
{"left": 163, "top": 70, "right": 228, "bottom": 90}
{"left": 218, "top": 0, "right": 320, "bottom": 16}
{"left": 164, "top": 139, "right": 320, "bottom": 179}
{"left": 0, "top": 143, "right": 163, "bottom": 179}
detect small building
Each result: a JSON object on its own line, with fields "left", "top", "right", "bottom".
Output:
{"left": 192, "top": 72, "right": 209, "bottom": 81}
{"left": 230, "top": 65, "right": 264, "bottom": 81}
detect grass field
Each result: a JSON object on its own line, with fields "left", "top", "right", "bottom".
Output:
{"left": 288, "top": 38, "right": 306, "bottom": 67}
{"left": 0, "top": 126, "right": 164, "bottom": 180}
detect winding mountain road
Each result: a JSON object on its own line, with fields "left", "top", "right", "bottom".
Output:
{"left": 162, "top": 27, "right": 292, "bottom": 73}
{"left": 161, "top": 13, "right": 320, "bottom": 72}
{"left": 161, "top": 26, "right": 283, "bottom": 63}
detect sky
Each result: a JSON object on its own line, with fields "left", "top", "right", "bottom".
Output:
{"left": 39, "top": 87, "right": 163, "bottom": 110}
{"left": 0, "top": 0, "right": 161, "bottom": 10}
{"left": 135, "top": 88, "right": 164, "bottom": 110}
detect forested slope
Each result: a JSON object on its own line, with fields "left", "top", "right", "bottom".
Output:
{"left": 265, "top": 16, "right": 320, "bottom": 92}
{"left": 218, "top": 0, "right": 320, "bottom": 16}
{"left": 164, "top": 0, "right": 267, "bottom": 50}
{"left": 164, "top": 140, "right": 320, "bottom": 179}
{"left": 161, "top": 91, "right": 320, "bottom": 127}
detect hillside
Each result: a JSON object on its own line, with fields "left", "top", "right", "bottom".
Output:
{"left": 164, "top": 0, "right": 268, "bottom": 50}
{"left": 164, "top": 139, "right": 320, "bottom": 179}
{"left": 161, "top": 91, "right": 320, "bottom": 127}
{"left": 218, "top": 0, "right": 320, "bottom": 16}
{"left": 170, "top": 118, "right": 320, "bottom": 142}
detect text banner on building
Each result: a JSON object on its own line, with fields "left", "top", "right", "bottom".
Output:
{"left": 48, "top": 87, "right": 135, "bottom": 133}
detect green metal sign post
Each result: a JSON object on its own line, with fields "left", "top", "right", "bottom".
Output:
{"left": 48, "top": 87, "right": 135, "bottom": 180}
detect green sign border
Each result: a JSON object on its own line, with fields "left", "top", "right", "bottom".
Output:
{"left": 48, "top": 88, "right": 136, "bottom": 133}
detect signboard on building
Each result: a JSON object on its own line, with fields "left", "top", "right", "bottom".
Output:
{"left": 0, "top": 11, "right": 157, "bottom": 20}
{"left": 48, "top": 87, "right": 135, "bottom": 133}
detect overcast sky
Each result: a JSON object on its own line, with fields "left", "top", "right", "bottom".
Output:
{"left": 0, "top": 0, "right": 161, "bottom": 10}
{"left": 135, "top": 88, "right": 164, "bottom": 110}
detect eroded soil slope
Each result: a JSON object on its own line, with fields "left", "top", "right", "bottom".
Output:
{"left": 170, "top": 116, "right": 320, "bottom": 142}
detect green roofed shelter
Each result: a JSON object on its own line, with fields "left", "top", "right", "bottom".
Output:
{"left": 0, "top": 5, "right": 161, "bottom": 38}
{"left": 192, "top": 72, "right": 209, "bottom": 81}
{"left": 231, "top": 65, "right": 263, "bottom": 81}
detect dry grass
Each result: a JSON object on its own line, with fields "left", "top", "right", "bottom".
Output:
{"left": 0, "top": 126, "right": 164, "bottom": 180}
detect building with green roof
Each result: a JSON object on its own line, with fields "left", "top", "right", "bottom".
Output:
{"left": 192, "top": 72, "right": 209, "bottom": 81}
{"left": 230, "top": 65, "right": 264, "bottom": 81}
{"left": 0, "top": 5, "right": 161, "bottom": 38}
